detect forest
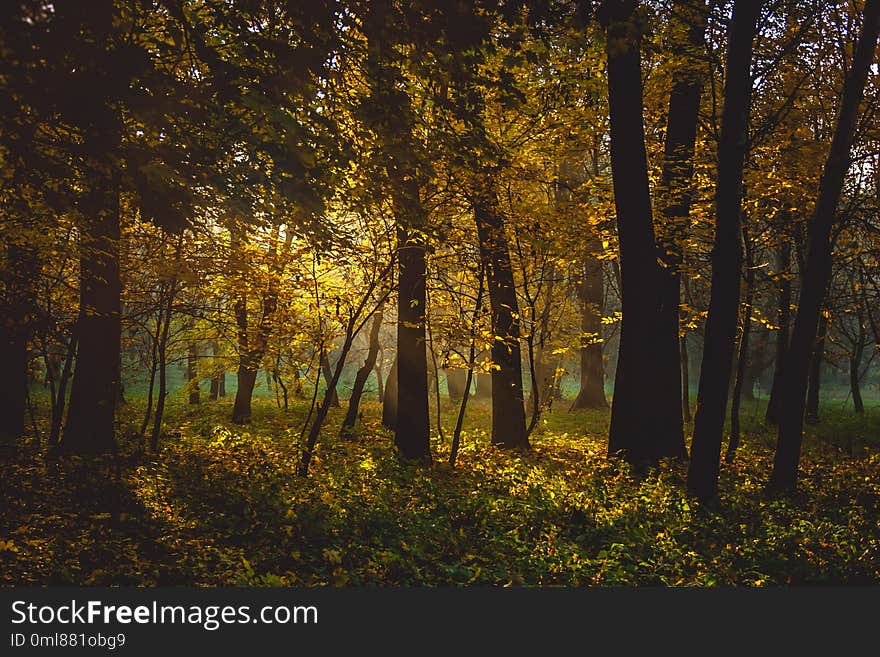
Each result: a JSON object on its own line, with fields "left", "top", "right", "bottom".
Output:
{"left": 1, "top": 0, "right": 879, "bottom": 587}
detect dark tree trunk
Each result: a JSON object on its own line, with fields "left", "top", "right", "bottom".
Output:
{"left": 805, "top": 311, "right": 827, "bottom": 424}
{"left": 218, "top": 370, "right": 226, "bottom": 397}
{"left": 474, "top": 190, "right": 529, "bottom": 449}
{"left": 395, "top": 225, "right": 431, "bottom": 461}
{"left": 601, "top": 0, "right": 686, "bottom": 465}
{"left": 382, "top": 355, "right": 398, "bottom": 429}
{"left": 446, "top": 368, "right": 467, "bottom": 403}
{"left": 654, "top": 0, "right": 707, "bottom": 454}
{"left": 49, "top": 336, "right": 77, "bottom": 449}
{"left": 571, "top": 255, "right": 608, "bottom": 410}
{"left": 187, "top": 343, "right": 200, "bottom": 405}
{"left": 687, "top": 0, "right": 761, "bottom": 500}
{"left": 727, "top": 219, "right": 756, "bottom": 462}
{"left": 62, "top": 165, "right": 122, "bottom": 455}
{"left": 364, "top": 0, "right": 430, "bottom": 463}
{"left": 209, "top": 377, "right": 219, "bottom": 401}
{"left": 765, "top": 236, "right": 792, "bottom": 425}
{"left": 0, "top": 315, "right": 29, "bottom": 441}
{"left": 320, "top": 352, "right": 340, "bottom": 407}
{"left": 232, "top": 366, "right": 257, "bottom": 424}
{"left": 341, "top": 309, "right": 383, "bottom": 440}
{"left": 850, "top": 348, "right": 864, "bottom": 414}
{"left": 771, "top": 0, "right": 880, "bottom": 492}
{"left": 150, "top": 276, "right": 176, "bottom": 453}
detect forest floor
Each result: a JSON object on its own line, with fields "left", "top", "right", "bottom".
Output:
{"left": 2, "top": 393, "right": 879, "bottom": 586}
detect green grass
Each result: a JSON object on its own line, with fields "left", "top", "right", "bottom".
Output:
{"left": 2, "top": 392, "right": 879, "bottom": 586}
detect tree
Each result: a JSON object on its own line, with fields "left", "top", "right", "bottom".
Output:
{"left": 770, "top": 0, "right": 880, "bottom": 492}
{"left": 601, "top": 0, "right": 687, "bottom": 466}
{"left": 687, "top": 0, "right": 762, "bottom": 501}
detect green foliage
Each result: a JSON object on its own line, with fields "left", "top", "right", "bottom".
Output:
{"left": 2, "top": 397, "right": 878, "bottom": 586}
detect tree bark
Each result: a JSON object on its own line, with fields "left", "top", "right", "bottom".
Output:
{"left": 601, "top": 0, "right": 686, "bottom": 466}
{"left": 62, "top": 158, "right": 122, "bottom": 454}
{"left": 654, "top": 0, "right": 708, "bottom": 455}
{"left": 687, "top": 0, "right": 761, "bottom": 500}
{"left": 727, "top": 218, "right": 756, "bottom": 462}
{"left": 770, "top": 0, "right": 880, "bottom": 492}
{"left": 474, "top": 190, "right": 529, "bottom": 449}
{"left": 363, "top": 0, "right": 431, "bottom": 462}
{"left": 571, "top": 255, "right": 607, "bottom": 410}
{"left": 320, "top": 351, "right": 340, "bottom": 407}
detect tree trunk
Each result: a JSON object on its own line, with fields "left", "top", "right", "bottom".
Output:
{"left": 232, "top": 366, "right": 257, "bottom": 424}
{"left": 680, "top": 333, "right": 691, "bottom": 423}
{"left": 805, "top": 311, "right": 827, "bottom": 424}
{"left": 363, "top": 0, "right": 430, "bottom": 463}
{"left": 571, "top": 256, "right": 607, "bottom": 410}
{"left": 0, "top": 317, "right": 29, "bottom": 441}
{"left": 765, "top": 236, "right": 792, "bottom": 425}
{"left": 150, "top": 274, "right": 176, "bottom": 453}
{"left": 187, "top": 343, "right": 200, "bottom": 405}
{"left": 382, "top": 355, "right": 398, "bottom": 429}
{"left": 319, "top": 352, "right": 340, "bottom": 407}
{"left": 771, "top": 0, "right": 880, "bottom": 492}
{"left": 446, "top": 368, "right": 467, "bottom": 403}
{"left": 474, "top": 190, "right": 529, "bottom": 449}
{"left": 341, "top": 309, "right": 383, "bottom": 439}
{"left": 601, "top": 0, "right": 686, "bottom": 466}
{"left": 218, "top": 369, "right": 226, "bottom": 397}
{"left": 654, "top": 0, "right": 707, "bottom": 454}
{"left": 850, "top": 349, "right": 864, "bottom": 414}
{"left": 687, "top": 0, "right": 760, "bottom": 500}
{"left": 62, "top": 163, "right": 122, "bottom": 454}
{"left": 727, "top": 219, "right": 756, "bottom": 462}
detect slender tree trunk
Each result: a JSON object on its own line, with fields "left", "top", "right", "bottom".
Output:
{"left": 805, "top": 311, "right": 827, "bottom": 424}
{"left": 320, "top": 351, "right": 340, "bottom": 407}
{"left": 187, "top": 343, "right": 200, "bottom": 405}
{"left": 654, "top": 0, "right": 708, "bottom": 455}
{"left": 771, "top": 0, "right": 880, "bottom": 492}
{"left": 727, "top": 219, "right": 756, "bottom": 462}
{"left": 602, "top": 0, "right": 685, "bottom": 465}
{"left": 150, "top": 276, "right": 176, "bottom": 453}
{"left": 218, "top": 370, "right": 226, "bottom": 397}
{"left": 849, "top": 348, "right": 864, "bottom": 414}
{"left": 140, "top": 308, "right": 162, "bottom": 438}
{"left": 62, "top": 162, "right": 122, "bottom": 454}
{"left": 474, "top": 190, "right": 529, "bottom": 449}
{"left": 451, "top": 265, "right": 485, "bottom": 468}
{"left": 341, "top": 309, "right": 383, "bottom": 440}
{"left": 571, "top": 256, "right": 608, "bottom": 410}
{"left": 48, "top": 336, "right": 77, "bottom": 449}
{"left": 688, "top": 0, "right": 761, "bottom": 500}
{"left": 765, "top": 236, "right": 792, "bottom": 424}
